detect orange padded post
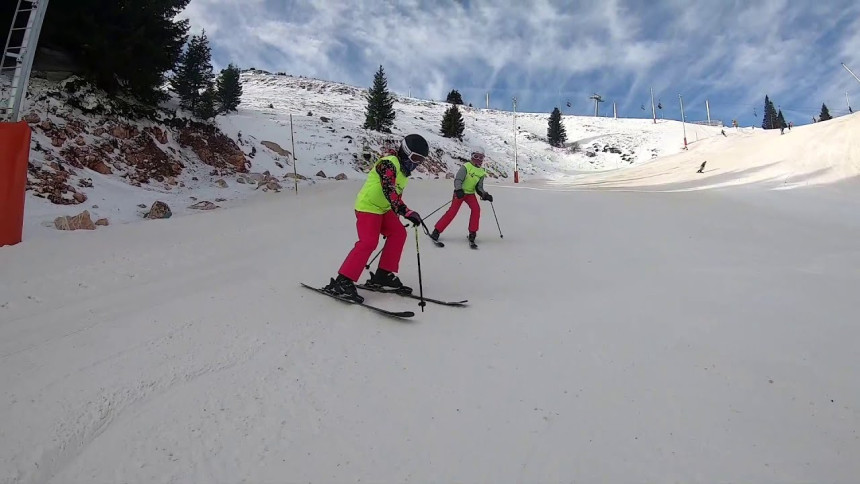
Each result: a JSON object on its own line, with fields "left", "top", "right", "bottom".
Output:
{"left": 0, "top": 121, "right": 31, "bottom": 247}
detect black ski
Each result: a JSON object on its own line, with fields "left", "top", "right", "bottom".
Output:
{"left": 428, "top": 236, "right": 444, "bottom": 247}
{"left": 357, "top": 284, "right": 468, "bottom": 307}
{"left": 420, "top": 222, "right": 444, "bottom": 247}
{"left": 300, "top": 283, "right": 415, "bottom": 319}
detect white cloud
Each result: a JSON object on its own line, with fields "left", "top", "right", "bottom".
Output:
{"left": 180, "top": 0, "right": 860, "bottom": 124}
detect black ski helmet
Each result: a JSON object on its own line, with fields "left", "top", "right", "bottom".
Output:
{"left": 402, "top": 134, "right": 429, "bottom": 157}
{"left": 398, "top": 134, "right": 429, "bottom": 176}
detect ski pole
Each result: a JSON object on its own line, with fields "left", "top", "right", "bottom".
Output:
{"left": 424, "top": 199, "right": 452, "bottom": 220}
{"left": 490, "top": 201, "right": 504, "bottom": 238}
{"left": 366, "top": 236, "right": 386, "bottom": 269}
{"left": 414, "top": 226, "right": 426, "bottom": 311}
{"left": 419, "top": 220, "right": 434, "bottom": 237}
{"left": 405, "top": 221, "right": 433, "bottom": 238}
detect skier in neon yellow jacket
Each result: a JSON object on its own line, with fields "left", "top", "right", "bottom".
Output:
{"left": 431, "top": 151, "right": 493, "bottom": 245}
{"left": 322, "top": 134, "right": 428, "bottom": 303}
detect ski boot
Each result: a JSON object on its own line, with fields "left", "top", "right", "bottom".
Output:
{"left": 323, "top": 274, "right": 364, "bottom": 303}
{"left": 365, "top": 269, "right": 412, "bottom": 294}
{"left": 468, "top": 231, "right": 478, "bottom": 249}
{"left": 429, "top": 228, "right": 441, "bottom": 241}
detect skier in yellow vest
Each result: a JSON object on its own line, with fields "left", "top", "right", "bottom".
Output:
{"left": 430, "top": 151, "right": 493, "bottom": 246}
{"left": 323, "top": 134, "right": 428, "bottom": 302}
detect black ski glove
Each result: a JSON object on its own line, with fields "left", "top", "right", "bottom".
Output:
{"left": 454, "top": 189, "right": 465, "bottom": 199}
{"left": 403, "top": 209, "right": 422, "bottom": 227}
{"left": 480, "top": 192, "right": 493, "bottom": 202}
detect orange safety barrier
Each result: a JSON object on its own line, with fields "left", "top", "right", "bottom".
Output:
{"left": 0, "top": 121, "right": 31, "bottom": 247}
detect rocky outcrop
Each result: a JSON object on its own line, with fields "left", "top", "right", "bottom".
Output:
{"left": 59, "top": 145, "right": 114, "bottom": 174}
{"left": 240, "top": 171, "right": 284, "bottom": 192}
{"left": 109, "top": 123, "right": 138, "bottom": 140}
{"left": 54, "top": 210, "right": 96, "bottom": 230}
{"left": 121, "top": 133, "right": 182, "bottom": 183}
{"left": 261, "top": 180, "right": 282, "bottom": 191}
{"left": 189, "top": 201, "right": 219, "bottom": 210}
{"left": 260, "top": 140, "right": 291, "bottom": 158}
{"left": 145, "top": 126, "right": 168, "bottom": 144}
{"left": 178, "top": 124, "right": 248, "bottom": 173}
{"left": 144, "top": 201, "right": 172, "bottom": 219}
{"left": 27, "top": 165, "right": 83, "bottom": 205}
{"left": 23, "top": 113, "right": 41, "bottom": 124}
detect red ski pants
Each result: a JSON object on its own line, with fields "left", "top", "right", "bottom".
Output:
{"left": 339, "top": 210, "right": 407, "bottom": 281}
{"left": 435, "top": 193, "right": 480, "bottom": 234}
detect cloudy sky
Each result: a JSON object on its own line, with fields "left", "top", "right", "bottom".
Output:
{"left": 181, "top": 0, "right": 860, "bottom": 127}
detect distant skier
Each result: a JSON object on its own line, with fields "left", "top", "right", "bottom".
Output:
{"left": 430, "top": 151, "right": 493, "bottom": 247}
{"left": 322, "top": 134, "right": 429, "bottom": 302}
{"left": 697, "top": 161, "right": 707, "bottom": 173}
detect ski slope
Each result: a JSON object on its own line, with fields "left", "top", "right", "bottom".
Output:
{"left": 2, "top": 177, "right": 860, "bottom": 483}
{"left": 547, "top": 111, "right": 860, "bottom": 191}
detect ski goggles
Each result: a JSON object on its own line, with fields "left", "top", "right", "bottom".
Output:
{"left": 471, "top": 152, "right": 485, "bottom": 163}
{"left": 402, "top": 142, "right": 427, "bottom": 163}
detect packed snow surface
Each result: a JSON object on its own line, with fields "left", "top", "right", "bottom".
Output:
{"left": 2, "top": 178, "right": 860, "bottom": 483}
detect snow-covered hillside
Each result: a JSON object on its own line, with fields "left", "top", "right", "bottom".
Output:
{"left": 544, "top": 110, "right": 860, "bottom": 191}
{"left": 233, "top": 69, "right": 725, "bottom": 179}
{"left": 20, "top": 70, "right": 859, "bottom": 241}
{"left": 16, "top": 70, "right": 723, "bottom": 240}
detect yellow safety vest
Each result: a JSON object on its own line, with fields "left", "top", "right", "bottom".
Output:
{"left": 354, "top": 155, "right": 409, "bottom": 214}
{"left": 462, "top": 162, "right": 486, "bottom": 194}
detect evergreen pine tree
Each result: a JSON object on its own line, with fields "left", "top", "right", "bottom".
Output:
{"left": 170, "top": 31, "right": 215, "bottom": 114}
{"left": 216, "top": 63, "right": 243, "bottom": 113}
{"left": 446, "top": 89, "right": 464, "bottom": 105}
{"left": 194, "top": 86, "right": 217, "bottom": 120}
{"left": 819, "top": 103, "right": 832, "bottom": 121}
{"left": 777, "top": 109, "right": 786, "bottom": 129}
{"left": 440, "top": 104, "right": 465, "bottom": 140}
{"left": 547, "top": 107, "right": 567, "bottom": 147}
{"left": 36, "top": 0, "right": 190, "bottom": 104}
{"left": 362, "top": 65, "right": 396, "bottom": 132}
{"left": 761, "top": 95, "right": 779, "bottom": 130}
